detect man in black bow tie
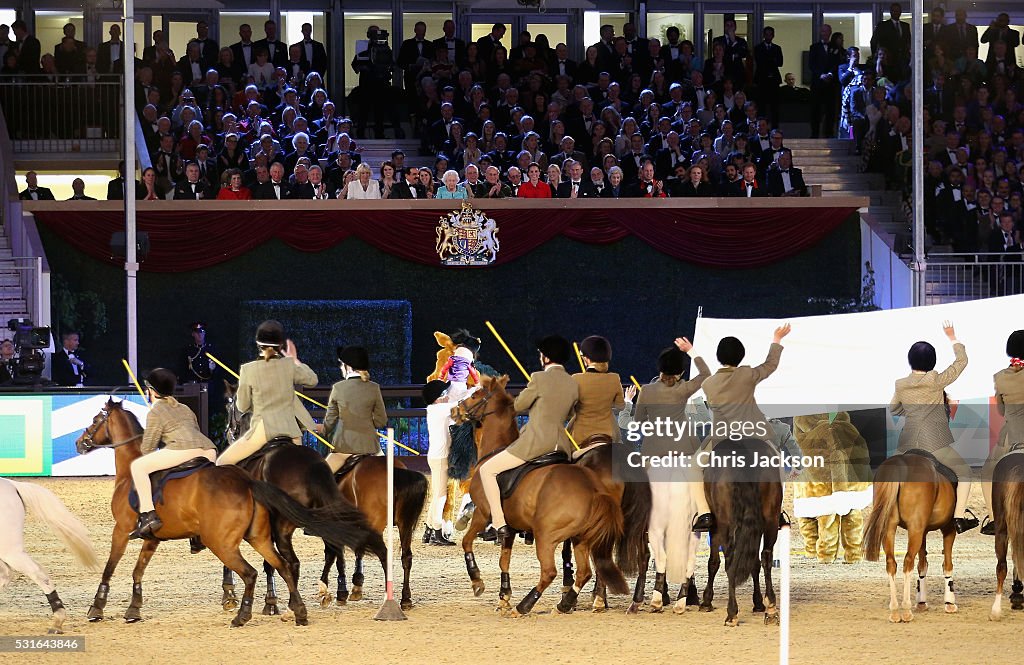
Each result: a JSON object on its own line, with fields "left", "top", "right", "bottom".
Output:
{"left": 18, "top": 171, "right": 55, "bottom": 201}
{"left": 766, "top": 150, "right": 807, "bottom": 197}
{"left": 173, "top": 163, "right": 215, "bottom": 200}
{"left": 51, "top": 331, "right": 87, "bottom": 387}
{"left": 291, "top": 22, "right": 328, "bottom": 75}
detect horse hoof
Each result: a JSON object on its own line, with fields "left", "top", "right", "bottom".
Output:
{"left": 901, "top": 609, "right": 915, "bottom": 622}
{"left": 626, "top": 601, "right": 641, "bottom": 615}
{"left": 87, "top": 606, "right": 104, "bottom": 622}
{"left": 724, "top": 617, "right": 739, "bottom": 627}
{"left": 699, "top": 604, "right": 714, "bottom": 613}
{"left": 753, "top": 604, "right": 766, "bottom": 613}
{"left": 222, "top": 598, "right": 239, "bottom": 611}
{"left": 124, "top": 607, "right": 141, "bottom": 623}
{"left": 990, "top": 610, "right": 1002, "bottom": 622}
{"left": 349, "top": 588, "right": 363, "bottom": 602}
{"left": 672, "top": 602, "right": 687, "bottom": 615}
{"left": 889, "top": 611, "right": 902, "bottom": 623}
{"left": 1011, "top": 601, "right": 1024, "bottom": 611}
{"left": 293, "top": 609, "right": 309, "bottom": 626}
{"left": 917, "top": 602, "right": 928, "bottom": 612}
{"left": 279, "top": 609, "right": 295, "bottom": 623}
{"left": 262, "top": 603, "right": 280, "bottom": 616}
{"left": 472, "top": 580, "right": 485, "bottom": 597}
{"left": 47, "top": 627, "right": 63, "bottom": 635}
{"left": 944, "top": 603, "right": 958, "bottom": 614}
{"left": 649, "top": 605, "right": 664, "bottom": 614}
{"left": 336, "top": 597, "right": 348, "bottom": 607}
{"left": 401, "top": 599, "right": 413, "bottom": 611}
{"left": 230, "top": 615, "right": 249, "bottom": 628}
{"left": 764, "top": 611, "right": 780, "bottom": 626}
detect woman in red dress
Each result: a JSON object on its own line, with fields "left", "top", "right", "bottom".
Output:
{"left": 516, "top": 162, "right": 552, "bottom": 198}
{"left": 216, "top": 169, "right": 252, "bottom": 200}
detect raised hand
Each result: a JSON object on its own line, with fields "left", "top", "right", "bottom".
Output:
{"left": 674, "top": 336, "right": 693, "bottom": 353}
{"left": 942, "top": 320, "right": 956, "bottom": 341}
{"left": 625, "top": 385, "right": 638, "bottom": 402}
{"left": 773, "top": 323, "right": 792, "bottom": 343}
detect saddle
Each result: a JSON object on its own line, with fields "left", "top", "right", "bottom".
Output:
{"left": 128, "top": 457, "right": 213, "bottom": 513}
{"left": 904, "top": 449, "right": 958, "bottom": 488}
{"left": 496, "top": 451, "right": 570, "bottom": 501}
{"left": 238, "top": 437, "right": 293, "bottom": 468}
{"left": 334, "top": 454, "right": 371, "bottom": 481}
{"left": 571, "top": 434, "right": 611, "bottom": 462}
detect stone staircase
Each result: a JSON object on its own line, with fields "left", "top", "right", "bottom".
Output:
{"left": 0, "top": 234, "right": 29, "bottom": 322}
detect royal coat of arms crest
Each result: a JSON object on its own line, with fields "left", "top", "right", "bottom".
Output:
{"left": 435, "top": 200, "right": 500, "bottom": 266}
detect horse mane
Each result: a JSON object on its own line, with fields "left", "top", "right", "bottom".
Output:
{"left": 110, "top": 401, "right": 143, "bottom": 434}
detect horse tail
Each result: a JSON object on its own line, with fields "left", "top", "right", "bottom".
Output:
{"left": 864, "top": 475, "right": 900, "bottom": 562}
{"left": 724, "top": 480, "right": 764, "bottom": 587}
{"left": 8, "top": 479, "right": 101, "bottom": 572}
{"left": 580, "top": 489, "right": 630, "bottom": 595}
{"left": 395, "top": 467, "right": 428, "bottom": 549}
{"left": 249, "top": 480, "right": 386, "bottom": 560}
{"left": 616, "top": 477, "right": 652, "bottom": 577}
{"left": 1003, "top": 463, "right": 1024, "bottom": 582}
{"left": 303, "top": 457, "right": 343, "bottom": 509}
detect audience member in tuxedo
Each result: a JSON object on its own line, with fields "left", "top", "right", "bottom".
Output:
{"left": 285, "top": 163, "right": 315, "bottom": 199}
{"left": 389, "top": 166, "right": 425, "bottom": 199}
{"left": 51, "top": 332, "right": 87, "bottom": 387}
{"left": 753, "top": 27, "right": 784, "bottom": 125}
{"left": 191, "top": 20, "right": 219, "bottom": 70}
{"left": 870, "top": 3, "right": 911, "bottom": 78}
{"left": 173, "top": 163, "right": 216, "bottom": 200}
{"left": 479, "top": 165, "right": 512, "bottom": 198}
{"left": 550, "top": 136, "right": 588, "bottom": 172}
{"left": 730, "top": 163, "right": 767, "bottom": 197}
{"left": 432, "top": 20, "right": 467, "bottom": 69}
{"left": 191, "top": 144, "right": 218, "bottom": 188}
{"left": 177, "top": 41, "right": 206, "bottom": 87}
{"left": 939, "top": 8, "right": 978, "bottom": 62}
{"left": 66, "top": 178, "right": 95, "bottom": 200}
{"left": 981, "top": 13, "right": 1021, "bottom": 65}
{"left": 255, "top": 20, "right": 288, "bottom": 69}
{"left": 292, "top": 22, "right": 328, "bottom": 76}
{"left": 548, "top": 42, "right": 578, "bottom": 83}
{"left": 988, "top": 212, "right": 1023, "bottom": 295}
{"left": 53, "top": 23, "right": 85, "bottom": 75}
{"left": 809, "top": 24, "right": 842, "bottom": 138}
{"left": 97, "top": 23, "right": 123, "bottom": 75}
{"left": 555, "top": 160, "right": 597, "bottom": 198}
{"left": 18, "top": 171, "right": 54, "bottom": 201}
{"left": 766, "top": 150, "right": 808, "bottom": 196}
{"left": 216, "top": 169, "right": 252, "bottom": 200}
{"left": 306, "top": 165, "right": 334, "bottom": 200}
{"left": 252, "top": 162, "right": 292, "bottom": 200}
{"left": 589, "top": 166, "right": 608, "bottom": 196}
{"left": 717, "top": 162, "right": 743, "bottom": 194}
{"left": 107, "top": 161, "right": 146, "bottom": 200}
{"left": 476, "top": 23, "right": 507, "bottom": 66}
{"left": 626, "top": 161, "right": 667, "bottom": 198}
{"left": 230, "top": 23, "right": 258, "bottom": 74}
{"left": 11, "top": 20, "right": 40, "bottom": 74}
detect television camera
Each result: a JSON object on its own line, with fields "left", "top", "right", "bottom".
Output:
{"left": 7, "top": 318, "right": 51, "bottom": 385}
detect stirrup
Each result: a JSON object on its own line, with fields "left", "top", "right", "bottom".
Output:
{"left": 953, "top": 509, "right": 980, "bottom": 534}
{"left": 779, "top": 511, "right": 791, "bottom": 527}
{"left": 980, "top": 516, "right": 996, "bottom": 536}
{"left": 691, "top": 513, "right": 714, "bottom": 533}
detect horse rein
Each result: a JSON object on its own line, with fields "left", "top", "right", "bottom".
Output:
{"left": 454, "top": 387, "right": 500, "bottom": 425}
{"left": 79, "top": 408, "right": 143, "bottom": 450}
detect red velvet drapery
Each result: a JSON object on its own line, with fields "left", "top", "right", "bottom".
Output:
{"left": 33, "top": 204, "right": 856, "bottom": 272}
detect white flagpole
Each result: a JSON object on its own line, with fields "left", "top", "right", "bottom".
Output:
{"left": 374, "top": 426, "right": 406, "bottom": 620}
{"left": 123, "top": 0, "right": 138, "bottom": 375}
{"left": 779, "top": 524, "right": 791, "bottom": 664}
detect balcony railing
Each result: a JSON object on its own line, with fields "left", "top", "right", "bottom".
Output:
{"left": 0, "top": 77, "right": 122, "bottom": 152}
{"left": 925, "top": 253, "right": 1023, "bottom": 304}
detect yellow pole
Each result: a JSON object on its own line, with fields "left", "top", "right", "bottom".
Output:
{"left": 573, "top": 342, "right": 586, "bottom": 373}
{"left": 121, "top": 358, "right": 148, "bottom": 403}
{"left": 484, "top": 320, "right": 580, "bottom": 451}
{"left": 378, "top": 431, "right": 421, "bottom": 456}
{"left": 630, "top": 375, "right": 643, "bottom": 392}
{"left": 205, "top": 352, "right": 336, "bottom": 451}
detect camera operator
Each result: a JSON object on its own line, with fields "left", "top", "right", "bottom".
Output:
{"left": 0, "top": 339, "right": 15, "bottom": 385}
{"left": 52, "top": 331, "right": 87, "bottom": 387}
{"left": 351, "top": 25, "right": 406, "bottom": 140}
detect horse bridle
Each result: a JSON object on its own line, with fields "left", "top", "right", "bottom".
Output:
{"left": 453, "top": 386, "right": 500, "bottom": 425}
{"left": 79, "top": 407, "right": 143, "bottom": 450}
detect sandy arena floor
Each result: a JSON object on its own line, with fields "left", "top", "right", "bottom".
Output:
{"left": 1, "top": 477, "right": 1021, "bottom": 665}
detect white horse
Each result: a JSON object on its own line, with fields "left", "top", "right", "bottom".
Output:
{"left": 648, "top": 467, "right": 701, "bottom": 614}
{"left": 0, "top": 477, "right": 101, "bottom": 634}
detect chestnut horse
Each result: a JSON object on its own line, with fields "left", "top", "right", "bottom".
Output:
{"left": 989, "top": 450, "right": 1024, "bottom": 621}
{"left": 318, "top": 457, "right": 428, "bottom": 610}
{"left": 75, "top": 399, "right": 377, "bottom": 627}
{"left": 699, "top": 437, "right": 784, "bottom": 627}
{"left": 864, "top": 453, "right": 958, "bottom": 623}
{"left": 454, "top": 375, "right": 629, "bottom": 616}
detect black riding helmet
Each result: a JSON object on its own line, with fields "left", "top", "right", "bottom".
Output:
{"left": 536, "top": 335, "right": 572, "bottom": 366}
{"left": 255, "top": 320, "right": 286, "bottom": 347}
{"left": 908, "top": 341, "right": 937, "bottom": 371}
{"left": 422, "top": 379, "right": 451, "bottom": 406}
{"left": 450, "top": 328, "right": 482, "bottom": 354}
{"left": 337, "top": 345, "right": 370, "bottom": 371}
{"left": 580, "top": 335, "right": 612, "bottom": 363}
{"left": 717, "top": 336, "right": 745, "bottom": 366}
{"left": 1007, "top": 330, "right": 1024, "bottom": 358}
{"left": 144, "top": 367, "right": 177, "bottom": 398}
{"left": 658, "top": 347, "right": 685, "bottom": 375}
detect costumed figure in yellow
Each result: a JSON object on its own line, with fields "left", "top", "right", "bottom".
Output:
{"left": 792, "top": 412, "right": 873, "bottom": 563}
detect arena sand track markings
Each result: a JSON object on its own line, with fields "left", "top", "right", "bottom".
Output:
{"left": 0, "top": 477, "right": 1018, "bottom": 665}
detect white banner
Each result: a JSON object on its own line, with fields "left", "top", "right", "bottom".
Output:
{"left": 692, "top": 294, "right": 1024, "bottom": 410}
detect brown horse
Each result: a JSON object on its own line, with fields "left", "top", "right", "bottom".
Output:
{"left": 75, "top": 399, "right": 374, "bottom": 627}
{"left": 318, "top": 456, "right": 428, "bottom": 610}
{"left": 699, "top": 437, "right": 784, "bottom": 627}
{"left": 864, "top": 453, "right": 958, "bottom": 623}
{"left": 454, "top": 375, "right": 629, "bottom": 616}
{"left": 222, "top": 383, "right": 388, "bottom": 616}
{"left": 989, "top": 450, "right": 1024, "bottom": 620}
{"left": 556, "top": 437, "right": 653, "bottom": 613}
